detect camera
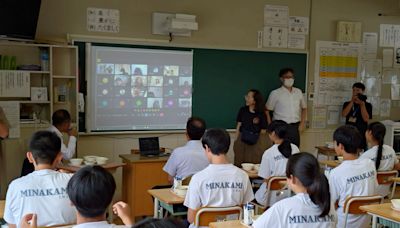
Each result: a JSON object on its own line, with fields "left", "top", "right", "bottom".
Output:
{"left": 357, "top": 94, "right": 367, "bottom": 102}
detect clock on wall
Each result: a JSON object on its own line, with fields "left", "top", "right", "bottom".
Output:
{"left": 336, "top": 21, "right": 362, "bottom": 43}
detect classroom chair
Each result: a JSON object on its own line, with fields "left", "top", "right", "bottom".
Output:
{"left": 343, "top": 195, "right": 384, "bottom": 228}
{"left": 251, "top": 176, "right": 288, "bottom": 214}
{"left": 376, "top": 170, "right": 398, "bottom": 199}
{"left": 193, "top": 206, "right": 242, "bottom": 228}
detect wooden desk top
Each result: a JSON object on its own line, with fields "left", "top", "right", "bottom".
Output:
{"left": 119, "top": 154, "right": 170, "bottom": 163}
{"left": 392, "top": 177, "right": 400, "bottom": 182}
{"left": 0, "top": 200, "right": 5, "bottom": 218}
{"left": 242, "top": 169, "right": 259, "bottom": 179}
{"left": 209, "top": 220, "right": 247, "bottom": 228}
{"left": 315, "top": 146, "right": 335, "bottom": 152}
{"left": 147, "top": 188, "right": 185, "bottom": 204}
{"left": 319, "top": 160, "right": 340, "bottom": 168}
{"left": 57, "top": 162, "right": 125, "bottom": 173}
{"left": 360, "top": 203, "right": 400, "bottom": 223}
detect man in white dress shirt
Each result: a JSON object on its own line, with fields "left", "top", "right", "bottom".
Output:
{"left": 265, "top": 68, "right": 307, "bottom": 147}
{"left": 48, "top": 109, "right": 77, "bottom": 160}
{"left": 163, "top": 117, "right": 209, "bottom": 183}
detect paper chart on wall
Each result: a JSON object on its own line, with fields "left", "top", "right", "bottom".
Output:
{"left": 314, "top": 41, "right": 361, "bottom": 106}
{"left": 87, "top": 7, "right": 120, "bottom": 33}
{"left": 288, "top": 16, "right": 309, "bottom": 35}
{"left": 327, "top": 106, "right": 340, "bottom": 125}
{"left": 288, "top": 34, "right": 306, "bottom": 49}
{"left": 263, "top": 26, "right": 288, "bottom": 48}
{"left": 264, "top": 5, "right": 289, "bottom": 27}
{"left": 379, "top": 24, "right": 400, "bottom": 47}
{"left": 392, "top": 84, "right": 400, "bottom": 100}
{"left": 362, "top": 32, "right": 378, "bottom": 59}
{"left": 369, "top": 96, "right": 380, "bottom": 116}
{"left": 380, "top": 99, "right": 391, "bottom": 117}
{"left": 0, "top": 101, "right": 20, "bottom": 138}
{"left": 382, "top": 68, "right": 399, "bottom": 84}
{"left": 360, "top": 59, "right": 382, "bottom": 80}
{"left": 0, "top": 71, "right": 30, "bottom": 97}
{"left": 364, "top": 77, "right": 381, "bottom": 97}
{"left": 312, "top": 106, "right": 327, "bottom": 128}
{"left": 394, "top": 43, "right": 400, "bottom": 68}
{"left": 383, "top": 49, "right": 394, "bottom": 68}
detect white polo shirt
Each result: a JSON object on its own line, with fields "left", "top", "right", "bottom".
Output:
{"left": 48, "top": 125, "right": 76, "bottom": 160}
{"left": 360, "top": 144, "right": 398, "bottom": 196}
{"left": 184, "top": 164, "right": 254, "bottom": 228}
{"left": 73, "top": 221, "right": 128, "bottom": 228}
{"left": 163, "top": 140, "right": 209, "bottom": 179}
{"left": 329, "top": 158, "right": 377, "bottom": 228}
{"left": 266, "top": 86, "right": 306, "bottom": 124}
{"left": 4, "top": 169, "right": 76, "bottom": 227}
{"left": 253, "top": 193, "right": 337, "bottom": 228}
{"left": 255, "top": 144, "right": 300, "bottom": 206}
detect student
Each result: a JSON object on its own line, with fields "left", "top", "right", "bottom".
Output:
{"left": 163, "top": 117, "right": 209, "bottom": 183}
{"left": 233, "top": 89, "right": 270, "bottom": 166}
{"left": 265, "top": 68, "right": 307, "bottom": 147}
{"left": 341, "top": 82, "right": 372, "bottom": 150}
{"left": 255, "top": 120, "right": 300, "bottom": 207}
{"left": 19, "top": 165, "right": 133, "bottom": 228}
{"left": 360, "top": 122, "right": 400, "bottom": 196}
{"left": 329, "top": 125, "right": 377, "bottom": 228}
{"left": 48, "top": 109, "right": 77, "bottom": 160}
{"left": 184, "top": 128, "right": 254, "bottom": 228}
{"left": 131, "top": 218, "right": 185, "bottom": 228}
{"left": 4, "top": 131, "right": 76, "bottom": 228}
{"left": 253, "top": 153, "right": 337, "bottom": 228}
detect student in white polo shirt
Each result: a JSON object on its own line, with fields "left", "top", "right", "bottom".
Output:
{"left": 255, "top": 120, "right": 300, "bottom": 207}
{"left": 4, "top": 131, "right": 76, "bottom": 228}
{"left": 163, "top": 117, "right": 209, "bottom": 183}
{"left": 253, "top": 153, "right": 337, "bottom": 228}
{"left": 184, "top": 128, "right": 254, "bottom": 228}
{"left": 329, "top": 125, "right": 377, "bottom": 228}
{"left": 19, "top": 165, "right": 134, "bottom": 228}
{"left": 265, "top": 68, "right": 307, "bottom": 147}
{"left": 360, "top": 122, "right": 400, "bottom": 196}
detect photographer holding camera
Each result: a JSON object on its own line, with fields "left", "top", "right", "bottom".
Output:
{"left": 342, "top": 82, "right": 372, "bottom": 150}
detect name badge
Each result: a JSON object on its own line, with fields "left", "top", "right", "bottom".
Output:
{"left": 349, "top": 117, "right": 357, "bottom": 123}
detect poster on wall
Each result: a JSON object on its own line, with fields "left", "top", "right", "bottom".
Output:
{"left": 379, "top": 24, "right": 400, "bottom": 47}
{"left": 314, "top": 41, "right": 362, "bottom": 106}
{"left": 0, "top": 101, "right": 20, "bottom": 138}
{"left": 264, "top": 5, "right": 289, "bottom": 27}
{"left": 288, "top": 16, "right": 309, "bottom": 35}
{"left": 263, "top": 26, "right": 288, "bottom": 48}
{"left": 87, "top": 7, "right": 120, "bottom": 33}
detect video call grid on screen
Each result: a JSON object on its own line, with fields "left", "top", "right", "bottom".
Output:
{"left": 90, "top": 46, "right": 193, "bottom": 131}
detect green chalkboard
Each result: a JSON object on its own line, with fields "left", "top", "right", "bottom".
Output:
{"left": 192, "top": 49, "right": 307, "bottom": 128}
{"left": 76, "top": 42, "right": 307, "bottom": 130}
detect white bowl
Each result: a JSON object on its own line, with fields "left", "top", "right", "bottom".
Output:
{"left": 84, "top": 156, "right": 97, "bottom": 162}
{"left": 174, "top": 185, "right": 188, "bottom": 197}
{"left": 84, "top": 160, "right": 96, "bottom": 166}
{"left": 241, "top": 163, "right": 254, "bottom": 171}
{"left": 392, "top": 199, "right": 400, "bottom": 209}
{"left": 69, "top": 158, "right": 83, "bottom": 166}
{"left": 96, "top": 157, "right": 109, "bottom": 165}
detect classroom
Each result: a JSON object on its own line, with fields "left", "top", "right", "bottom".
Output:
{"left": 1, "top": 0, "right": 400, "bottom": 227}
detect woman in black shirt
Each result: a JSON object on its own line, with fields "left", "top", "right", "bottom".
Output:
{"left": 233, "top": 89, "right": 271, "bottom": 166}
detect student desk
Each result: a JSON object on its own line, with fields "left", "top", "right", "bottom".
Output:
{"left": 319, "top": 160, "right": 340, "bottom": 168}
{"left": 119, "top": 154, "right": 170, "bottom": 222}
{"left": 315, "top": 146, "right": 336, "bottom": 160}
{"left": 242, "top": 169, "right": 259, "bottom": 179}
{"left": 57, "top": 162, "right": 125, "bottom": 173}
{"left": 147, "top": 188, "right": 186, "bottom": 218}
{"left": 0, "top": 200, "right": 5, "bottom": 218}
{"left": 209, "top": 220, "right": 247, "bottom": 228}
{"left": 360, "top": 203, "right": 400, "bottom": 228}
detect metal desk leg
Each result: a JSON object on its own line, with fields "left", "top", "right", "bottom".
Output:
{"left": 154, "top": 198, "right": 161, "bottom": 218}
{"left": 372, "top": 215, "right": 377, "bottom": 228}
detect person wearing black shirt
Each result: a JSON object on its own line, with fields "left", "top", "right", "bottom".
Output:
{"left": 342, "top": 82, "right": 372, "bottom": 150}
{"left": 233, "top": 89, "right": 271, "bottom": 166}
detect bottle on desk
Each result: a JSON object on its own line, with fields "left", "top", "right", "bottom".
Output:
{"left": 173, "top": 176, "right": 182, "bottom": 190}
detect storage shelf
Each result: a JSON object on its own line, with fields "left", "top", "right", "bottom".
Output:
{"left": 52, "top": 75, "right": 77, "bottom": 79}
{"left": 19, "top": 101, "right": 50, "bottom": 104}
{"left": 0, "top": 70, "right": 50, "bottom": 74}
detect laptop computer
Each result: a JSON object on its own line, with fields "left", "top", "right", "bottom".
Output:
{"left": 139, "top": 137, "right": 162, "bottom": 156}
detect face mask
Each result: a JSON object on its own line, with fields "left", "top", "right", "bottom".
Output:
{"left": 284, "top": 78, "right": 294, "bottom": 87}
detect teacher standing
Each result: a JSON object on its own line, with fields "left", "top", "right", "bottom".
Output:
{"left": 265, "top": 68, "right": 307, "bottom": 147}
{"left": 233, "top": 89, "right": 271, "bottom": 166}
